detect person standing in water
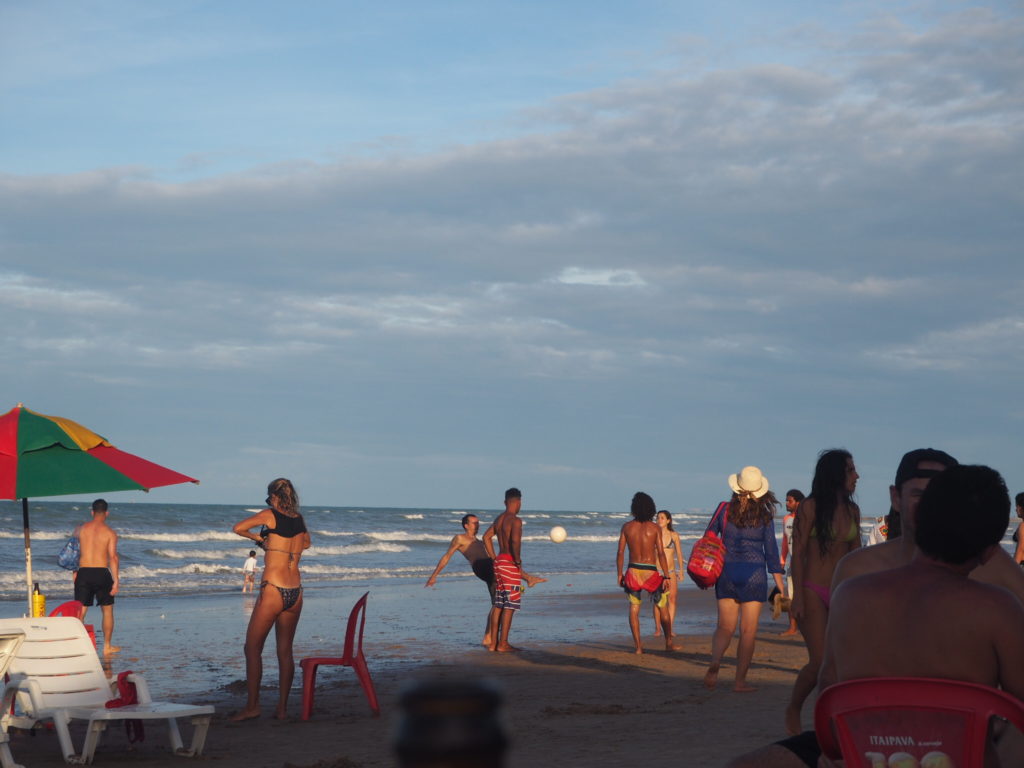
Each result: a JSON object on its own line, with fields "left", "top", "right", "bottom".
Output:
{"left": 75, "top": 499, "right": 121, "bottom": 655}
{"left": 242, "top": 550, "right": 258, "bottom": 593}
{"left": 231, "top": 478, "right": 310, "bottom": 721}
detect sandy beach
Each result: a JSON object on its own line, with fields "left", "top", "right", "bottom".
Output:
{"left": 2, "top": 588, "right": 812, "bottom": 768}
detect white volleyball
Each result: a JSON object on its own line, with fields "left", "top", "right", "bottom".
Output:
{"left": 549, "top": 525, "right": 567, "bottom": 543}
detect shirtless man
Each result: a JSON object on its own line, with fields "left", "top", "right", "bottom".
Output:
{"left": 729, "top": 447, "right": 1024, "bottom": 768}
{"left": 482, "top": 489, "right": 527, "bottom": 652}
{"left": 75, "top": 499, "right": 121, "bottom": 655}
{"left": 778, "top": 489, "right": 804, "bottom": 636}
{"left": 616, "top": 492, "right": 677, "bottom": 654}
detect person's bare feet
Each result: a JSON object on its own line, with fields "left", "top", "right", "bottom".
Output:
{"left": 785, "top": 704, "right": 802, "bottom": 735}
{"left": 703, "top": 664, "right": 719, "bottom": 689}
{"left": 524, "top": 574, "right": 547, "bottom": 588}
{"left": 653, "top": 630, "right": 662, "bottom": 637}
{"left": 229, "top": 708, "right": 261, "bottom": 722}
{"left": 664, "top": 641, "right": 682, "bottom": 652}
{"left": 273, "top": 709, "right": 289, "bottom": 720}
{"left": 734, "top": 682, "right": 757, "bottom": 693}
{"left": 780, "top": 627, "right": 799, "bottom": 636}
{"left": 492, "top": 643, "right": 520, "bottom": 653}
{"left": 103, "top": 645, "right": 122, "bottom": 655}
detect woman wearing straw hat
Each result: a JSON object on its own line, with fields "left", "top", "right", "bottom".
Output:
{"left": 703, "top": 466, "right": 785, "bottom": 692}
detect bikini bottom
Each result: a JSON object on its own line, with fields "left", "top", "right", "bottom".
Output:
{"left": 261, "top": 581, "right": 303, "bottom": 610}
{"left": 803, "top": 580, "right": 831, "bottom": 609}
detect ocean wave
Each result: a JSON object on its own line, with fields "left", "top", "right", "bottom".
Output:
{"left": 403, "top": 514, "right": 424, "bottom": 520}
{"left": 0, "top": 531, "right": 68, "bottom": 541}
{"left": 308, "top": 543, "right": 411, "bottom": 555}
{"left": 121, "top": 530, "right": 241, "bottom": 543}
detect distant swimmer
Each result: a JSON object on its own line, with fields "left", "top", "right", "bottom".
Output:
{"left": 242, "top": 550, "right": 258, "bottom": 593}
{"left": 617, "top": 492, "right": 677, "bottom": 654}
{"left": 75, "top": 499, "right": 121, "bottom": 655}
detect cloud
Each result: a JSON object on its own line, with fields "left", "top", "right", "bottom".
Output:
{"left": 552, "top": 268, "right": 646, "bottom": 287}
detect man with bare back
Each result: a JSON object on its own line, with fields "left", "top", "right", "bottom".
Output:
{"left": 75, "top": 498, "right": 121, "bottom": 655}
{"left": 482, "top": 488, "right": 526, "bottom": 652}
{"left": 617, "top": 491, "right": 677, "bottom": 654}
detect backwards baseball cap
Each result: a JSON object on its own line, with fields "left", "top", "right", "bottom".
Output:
{"left": 504, "top": 487, "right": 521, "bottom": 501}
{"left": 894, "top": 448, "right": 959, "bottom": 488}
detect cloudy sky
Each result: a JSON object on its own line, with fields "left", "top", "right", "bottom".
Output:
{"left": 1, "top": 1, "right": 1022, "bottom": 514}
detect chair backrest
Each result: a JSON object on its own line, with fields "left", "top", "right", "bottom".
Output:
{"left": 815, "top": 677, "right": 1024, "bottom": 768}
{"left": 342, "top": 592, "right": 369, "bottom": 661}
{"left": 0, "top": 617, "right": 110, "bottom": 711}
{"left": 48, "top": 600, "right": 84, "bottom": 618}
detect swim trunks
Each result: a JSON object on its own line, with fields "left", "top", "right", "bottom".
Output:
{"left": 74, "top": 567, "right": 115, "bottom": 607}
{"left": 622, "top": 563, "right": 668, "bottom": 608}
{"left": 492, "top": 553, "right": 522, "bottom": 611}
{"left": 774, "top": 730, "right": 820, "bottom": 767}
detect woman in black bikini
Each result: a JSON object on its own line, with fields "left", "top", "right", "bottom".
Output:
{"left": 231, "top": 478, "right": 311, "bottom": 721}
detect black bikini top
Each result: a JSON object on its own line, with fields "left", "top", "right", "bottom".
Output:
{"left": 261, "top": 508, "right": 307, "bottom": 539}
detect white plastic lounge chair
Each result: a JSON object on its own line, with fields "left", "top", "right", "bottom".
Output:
{"left": 0, "top": 630, "right": 25, "bottom": 768}
{"left": 0, "top": 617, "right": 213, "bottom": 766}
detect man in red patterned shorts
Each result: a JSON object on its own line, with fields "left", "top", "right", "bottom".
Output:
{"left": 483, "top": 488, "right": 526, "bottom": 652}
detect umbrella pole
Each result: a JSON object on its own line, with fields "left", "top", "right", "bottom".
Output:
{"left": 22, "top": 498, "right": 32, "bottom": 617}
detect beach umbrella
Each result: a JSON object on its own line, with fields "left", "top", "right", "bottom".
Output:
{"left": 0, "top": 403, "right": 199, "bottom": 615}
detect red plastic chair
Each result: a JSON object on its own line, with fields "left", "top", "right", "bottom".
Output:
{"left": 48, "top": 600, "right": 96, "bottom": 648}
{"left": 299, "top": 591, "right": 379, "bottom": 720}
{"left": 815, "top": 677, "right": 1024, "bottom": 768}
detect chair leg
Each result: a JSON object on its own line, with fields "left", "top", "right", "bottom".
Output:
{"left": 0, "top": 734, "right": 24, "bottom": 768}
{"left": 353, "top": 655, "right": 380, "bottom": 716}
{"left": 165, "top": 717, "right": 184, "bottom": 753}
{"left": 53, "top": 713, "right": 84, "bottom": 764}
{"left": 300, "top": 661, "right": 319, "bottom": 721}
{"left": 79, "top": 719, "right": 107, "bottom": 765}
{"left": 186, "top": 715, "right": 212, "bottom": 757}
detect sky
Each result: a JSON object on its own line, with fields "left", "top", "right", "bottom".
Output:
{"left": 1, "top": 0, "right": 1022, "bottom": 514}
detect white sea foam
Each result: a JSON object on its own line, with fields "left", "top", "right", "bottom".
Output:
{"left": 308, "top": 543, "right": 411, "bottom": 555}
{"left": 0, "top": 531, "right": 66, "bottom": 540}
{"left": 121, "top": 530, "right": 240, "bottom": 542}
{"left": 403, "top": 514, "right": 424, "bottom": 520}
{"left": 310, "top": 530, "right": 357, "bottom": 538}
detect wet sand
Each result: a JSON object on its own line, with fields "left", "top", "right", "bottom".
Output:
{"left": 2, "top": 586, "right": 811, "bottom": 767}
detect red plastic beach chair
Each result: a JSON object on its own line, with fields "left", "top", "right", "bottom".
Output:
{"left": 299, "top": 591, "right": 380, "bottom": 720}
{"left": 48, "top": 600, "right": 96, "bottom": 648}
{"left": 815, "top": 677, "right": 1024, "bottom": 768}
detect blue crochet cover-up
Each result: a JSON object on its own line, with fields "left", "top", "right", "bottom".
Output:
{"left": 709, "top": 513, "right": 783, "bottom": 603}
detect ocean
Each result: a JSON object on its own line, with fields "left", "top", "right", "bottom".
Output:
{"left": 0, "top": 499, "right": 738, "bottom": 602}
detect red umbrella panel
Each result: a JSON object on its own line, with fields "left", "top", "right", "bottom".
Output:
{"left": 0, "top": 404, "right": 198, "bottom": 614}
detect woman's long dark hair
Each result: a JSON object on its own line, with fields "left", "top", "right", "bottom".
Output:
{"left": 267, "top": 477, "right": 300, "bottom": 517}
{"left": 810, "top": 449, "right": 854, "bottom": 557}
{"left": 658, "top": 510, "right": 676, "bottom": 533}
{"left": 728, "top": 490, "right": 778, "bottom": 528}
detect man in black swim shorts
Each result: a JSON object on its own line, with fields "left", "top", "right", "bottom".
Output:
{"left": 74, "top": 499, "right": 122, "bottom": 655}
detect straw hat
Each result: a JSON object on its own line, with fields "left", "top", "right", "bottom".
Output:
{"left": 728, "top": 466, "right": 770, "bottom": 498}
